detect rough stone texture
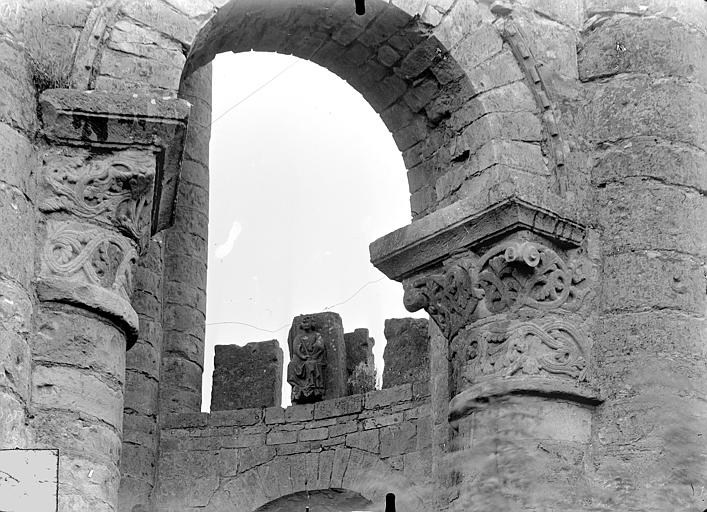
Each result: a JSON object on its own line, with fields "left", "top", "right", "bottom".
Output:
{"left": 211, "top": 340, "right": 283, "bottom": 411}
{"left": 382, "top": 318, "right": 430, "bottom": 389}
{"left": 155, "top": 385, "right": 433, "bottom": 511}
{"left": 287, "top": 312, "right": 347, "bottom": 402}
{"left": 0, "top": 1, "right": 705, "bottom": 511}
{"left": 344, "top": 328, "right": 375, "bottom": 391}
{"left": 159, "top": 63, "right": 212, "bottom": 416}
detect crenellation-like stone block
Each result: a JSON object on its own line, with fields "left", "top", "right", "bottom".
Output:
{"left": 210, "top": 340, "right": 283, "bottom": 411}
{"left": 383, "top": 318, "right": 430, "bottom": 389}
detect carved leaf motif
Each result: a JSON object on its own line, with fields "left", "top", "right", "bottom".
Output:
{"left": 462, "top": 318, "right": 587, "bottom": 385}
{"left": 477, "top": 241, "right": 574, "bottom": 314}
{"left": 40, "top": 152, "right": 155, "bottom": 246}
{"left": 404, "top": 260, "right": 484, "bottom": 341}
{"left": 43, "top": 223, "right": 138, "bottom": 301}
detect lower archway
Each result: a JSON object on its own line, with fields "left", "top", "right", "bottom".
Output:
{"left": 254, "top": 489, "right": 373, "bottom": 512}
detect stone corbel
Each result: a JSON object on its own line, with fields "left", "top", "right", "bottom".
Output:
{"left": 35, "top": 89, "right": 190, "bottom": 348}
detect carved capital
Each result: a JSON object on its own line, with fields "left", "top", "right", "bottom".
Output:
{"left": 39, "top": 150, "right": 156, "bottom": 250}
{"left": 403, "top": 259, "right": 484, "bottom": 341}
{"left": 34, "top": 89, "right": 189, "bottom": 349}
{"left": 39, "top": 88, "right": 190, "bottom": 234}
{"left": 477, "top": 240, "right": 589, "bottom": 315}
{"left": 37, "top": 221, "right": 139, "bottom": 343}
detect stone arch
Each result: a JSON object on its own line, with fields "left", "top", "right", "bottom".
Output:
{"left": 253, "top": 489, "right": 373, "bottom": 512}
{"left": 69, "top": 2, "right": 572, "bottom": 509}
{"left": 72, "top": 0, "right": 560, "bottom": 218}
{"left": 204, "top": 450, "right": 433, "bottom": 512}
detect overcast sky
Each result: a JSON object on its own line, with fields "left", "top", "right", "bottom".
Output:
{"left": 203, "top": 51, "right": 424, "bottom": 410}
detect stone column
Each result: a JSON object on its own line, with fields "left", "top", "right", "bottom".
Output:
{"left": 372, "top": 198, "right": 602, "bottom": 511}
{"left": 578, "top": 10, "right": 707, "bottom": 510}
{"left": 30, "top": 89, "right": 188, "bottom": 512}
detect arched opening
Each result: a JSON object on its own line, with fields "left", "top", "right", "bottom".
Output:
{"left": 203, "top": 50, "right": 423, "bottom": 407}
{"left": 253, "top": 489, "right": 373, "bottom": 512}
{"left": 161, "top": 0, "right": 472, "bottom": 413}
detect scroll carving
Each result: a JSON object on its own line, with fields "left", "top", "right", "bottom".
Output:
{"left": 477, "top": 241, "right": 588, "bottom": 314}
{"left": 39, "top": 151, "right": 155, "bottom": 248}
{"left": 403, "top": 259, "right": 485, "bottom": 341}
{"left": 461, "top": 318, "right": 587, "bottom": 386}
{"left": 42, "top": 222, "right": 138, "bottom": 301}
{"left": 287, "top": 315, "right": 327, "bottom": 403}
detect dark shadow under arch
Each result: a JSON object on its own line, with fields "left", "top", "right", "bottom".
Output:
{"left": 254, "top": 488, "right": 374, "bottom": 512}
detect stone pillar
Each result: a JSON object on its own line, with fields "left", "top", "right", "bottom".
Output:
{"left": 579, "top": 9, "right": 707, "bottom": 510}
{"left": 31, "top": 89, "right": 188, "bottom": 512}
{"left": 372, "top": 198, "right": 601, "bottom": 510}
{"left": 382, "top": 318, "right": 429, "bottom": 389}
{"left": 287, "top": 312, "right": 347, "bottom": 403}
{"left": 159, "top": 64, "right": 212, "bottom": 416}
{"left": 211, "top": 340, "right": 283, "bottom": 411}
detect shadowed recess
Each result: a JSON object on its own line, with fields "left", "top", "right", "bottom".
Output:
{"left": 254, "top": 488, "right": 374, "bottom": 512}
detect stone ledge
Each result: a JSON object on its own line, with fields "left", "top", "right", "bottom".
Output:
{"left": 39, "top": 88, "right": 190, "bottom": 235}
{"left": 364, "top": 384, "right": 413, "bottom": 409}
{"left": 448, "top": 376, "right": 603, "bottom": 422}
{"left": 35, "top": 276, "right": 139, "bottom": 348}
{"left": 370, "top": 196, "right": 586, "bottom": 280}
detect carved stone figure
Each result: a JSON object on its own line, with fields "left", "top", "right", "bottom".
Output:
{"left": 287, "top": 315, "right": 327, "bottom": 403}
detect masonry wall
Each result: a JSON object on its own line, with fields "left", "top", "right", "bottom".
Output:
{"left": 154, "top": 384, "right": 433, "bottom": 511}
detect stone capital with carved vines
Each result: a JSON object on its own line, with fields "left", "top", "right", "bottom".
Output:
{"left": 35, "top": 89, "right": 190, "bottom": 348}
{"left": 372, "top": 197, "right": 601, "bottom": 415}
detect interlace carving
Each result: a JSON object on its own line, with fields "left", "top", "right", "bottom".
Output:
{"left": 404, "top": 259, "right": 485, "bottom": 340}
{"left": 463, "top": 318, "right": 587, "bottom": 384}
{"left": 40, "top": 152, "right": 155, "bottom": 246}
{"left": 43, "top": 223, "right": 138, "bottom": 301}
{"left": 477, "top": 241, "right": 586, "bottom": 314}
{"left": 287, "top": 315, "right": 327, "bottom": 404}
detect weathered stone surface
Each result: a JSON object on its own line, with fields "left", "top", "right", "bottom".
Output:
{"left": 211, "top": 340, "right": 283, "bottom": 411}
{"left": 287, "top": 312, "right": 347, "bottom": 403}
{"left": 579, "top": 17, "right": 707, "bottom": 84}
{"left": 382, "top": 318, "right": 430, "bottom": 389}
{"left": 344, "top": 328, "right": 375, "bottom": 393}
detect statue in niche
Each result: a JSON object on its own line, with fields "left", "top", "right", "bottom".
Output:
{"left": 287, "top": 315, "right": 327, "bottom": 403}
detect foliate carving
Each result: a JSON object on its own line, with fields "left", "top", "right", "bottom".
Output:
{"left": 40, "top": 151, "right": 155, "bottom": 247}
{"left": 477, "top": 241, "right": 587, "bottom": 314}
{"left": 42, "top": 222, "right": 138, "bottom": 301}
{"left": 287, "top": 315, "right": 327, "bottom": 404}
{"left": 403, "top": 259, "right": 485, "bottom": 341}
{"left": 461, "top": 318, "right": 588, "bottom": 386}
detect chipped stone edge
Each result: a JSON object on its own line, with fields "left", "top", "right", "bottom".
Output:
{"left": 448, "top": 375, "right": 603, "bottom": 423}
{"left": 38, "top": 88, "right": 191, "bottom": 235}
{"left": 370, "top": 196, "right": 586, "bottom": 281}
{"left": 35, "top": 276, "right": 139, "bottom": 348}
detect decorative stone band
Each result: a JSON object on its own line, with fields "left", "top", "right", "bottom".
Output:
{"left": 39, "top": 150, "right": 156, "bottom": 251}
{"left": 37, "top": 221, "right": 139, "bottom": 342}
{"left": 370, "top": 197, "right": 585, "bottom": 282}
{"left": 448, "top": 375, "right": 602, "bottom": 423}
{"left": 403, "top": 240, "right": 591, "bottom": 341}
{"left": 39, "top": 88, "right": 190, "bottom": 234}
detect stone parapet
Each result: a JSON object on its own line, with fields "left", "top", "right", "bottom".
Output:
{"left": 155, "top": 384, "right": 433, "bottom": 511}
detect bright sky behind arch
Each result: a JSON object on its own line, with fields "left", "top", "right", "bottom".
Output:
{"left": 204, "top": 51, "right": 426, "bottom": 411}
